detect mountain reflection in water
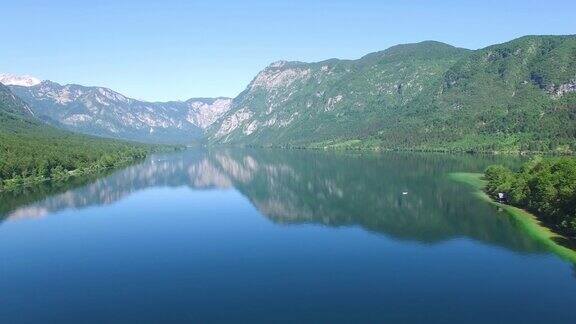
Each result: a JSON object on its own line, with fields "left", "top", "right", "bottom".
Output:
{"left": 0, "top": 148, "right": 542, "bottom": 254}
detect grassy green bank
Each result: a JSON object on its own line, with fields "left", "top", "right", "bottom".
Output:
{"left": 449, "top": 172, "right": 576, "bottom": 264}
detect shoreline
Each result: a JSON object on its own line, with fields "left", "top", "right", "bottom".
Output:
{"left": 449, "top": 172, "right": 576, "bottom": 264}
{"left": 0, "top": 155, "right": 146, "bottom": 193}
{"left": 218, "top": 143, "right": 575, "bottom": 156}
{"left": 0, "top": 145, "right": 183, "bottom": 193}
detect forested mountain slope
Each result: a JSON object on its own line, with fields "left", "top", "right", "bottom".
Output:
{"left": 4, "top": 35, "right": 575, "bottom": 152}
{"left": 208, "top": 41, "right": 469, "bottom": 146}
{"left": 209, "top": 35, "right": 576, "bottom": 153}
{"left": 383, "top": 35, "right": 576, "bottom": 152}
{"left": 0, "top": 84, "right": 149, "bottom": 190}
{"left": 0, "top": 83, "right": 35, "bottom": 118}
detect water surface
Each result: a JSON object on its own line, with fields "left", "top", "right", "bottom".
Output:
{"left": 1, "top": 149, "right": 575, "bottom": 323}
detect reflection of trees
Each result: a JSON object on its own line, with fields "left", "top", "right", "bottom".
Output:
{"left": 210, "top": 150, "right": 541, "bottom": 253}
{"left": 0, "top": 149, "right": 224, "bottom": 220}
{"left": 0, "top": 148, "right": 544, "bottom": 254}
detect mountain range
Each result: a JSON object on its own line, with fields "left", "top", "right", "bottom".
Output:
{"left": 208, "top": 41, "right": 468, "bottom": 146}
{"left": 0, "top": 82, "right": 150, "bottom": 188}
{"left": 209, "top": 35, "right": 576, "bottom": 152}
{"left": 4, "top": 78, "right": 232, "bottom": 144}
{"left": 3, "top": 34, "right": 576, "bottom": 152}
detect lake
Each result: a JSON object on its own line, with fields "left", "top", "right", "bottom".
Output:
{"left": 1, "top": 149, "right": 576, "bottom": 323}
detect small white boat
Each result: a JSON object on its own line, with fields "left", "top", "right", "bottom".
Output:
{"left": 402, "top": 191, "right": 408, "bottom": 195}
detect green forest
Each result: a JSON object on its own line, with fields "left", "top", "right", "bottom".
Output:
{"left": 0, "top": 84, "right": 152, "bottom": 191}
{"left": 485, "top": 157, "right": 576, "bottom": 238}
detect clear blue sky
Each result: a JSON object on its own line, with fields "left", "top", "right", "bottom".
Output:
{"left": 1, "top": 0, "right": 574, "bottom": 101}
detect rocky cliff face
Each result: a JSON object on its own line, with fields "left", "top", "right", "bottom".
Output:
{"left": 7, "top": 81, "right": 232, "bottom": 144}
{"left": 186, "top": 97, "right": 233, "bottom": 129}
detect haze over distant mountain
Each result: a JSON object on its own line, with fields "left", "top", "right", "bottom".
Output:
{"left": 0, "top": 74, "right": 41, "bottom": 87}
{"left": 5, "top": 80, "right": 232, "bottom": 144}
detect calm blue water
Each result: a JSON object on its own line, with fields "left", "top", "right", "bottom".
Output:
{"left": 1, "top": 149, "right": 575, "bottom": 323}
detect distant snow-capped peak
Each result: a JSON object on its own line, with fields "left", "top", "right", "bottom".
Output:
{"left": 0, "top": 73, "right": 41, "bottom": 87}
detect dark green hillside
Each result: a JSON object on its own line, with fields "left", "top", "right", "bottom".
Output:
{"left": 0, "top": 84, "right": 149, "bottom": 190}
{"left": 0, "top": 83, "right": 34, "bottom": 117}
{"left": 209, "top": 35, "right": 576, "bottom": 153}
{"left": 209, "top": 41, "right": 469, "bottom": 146}
{"left": 377, "top": 35, "right": 576, "bottom": 152}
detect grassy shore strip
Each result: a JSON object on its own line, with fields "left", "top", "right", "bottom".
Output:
{"left": 239, "top": 142, "right": 574, "bottom": 156}
{"left": 449, "top": 172, "right": 576, "bottom": 264}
